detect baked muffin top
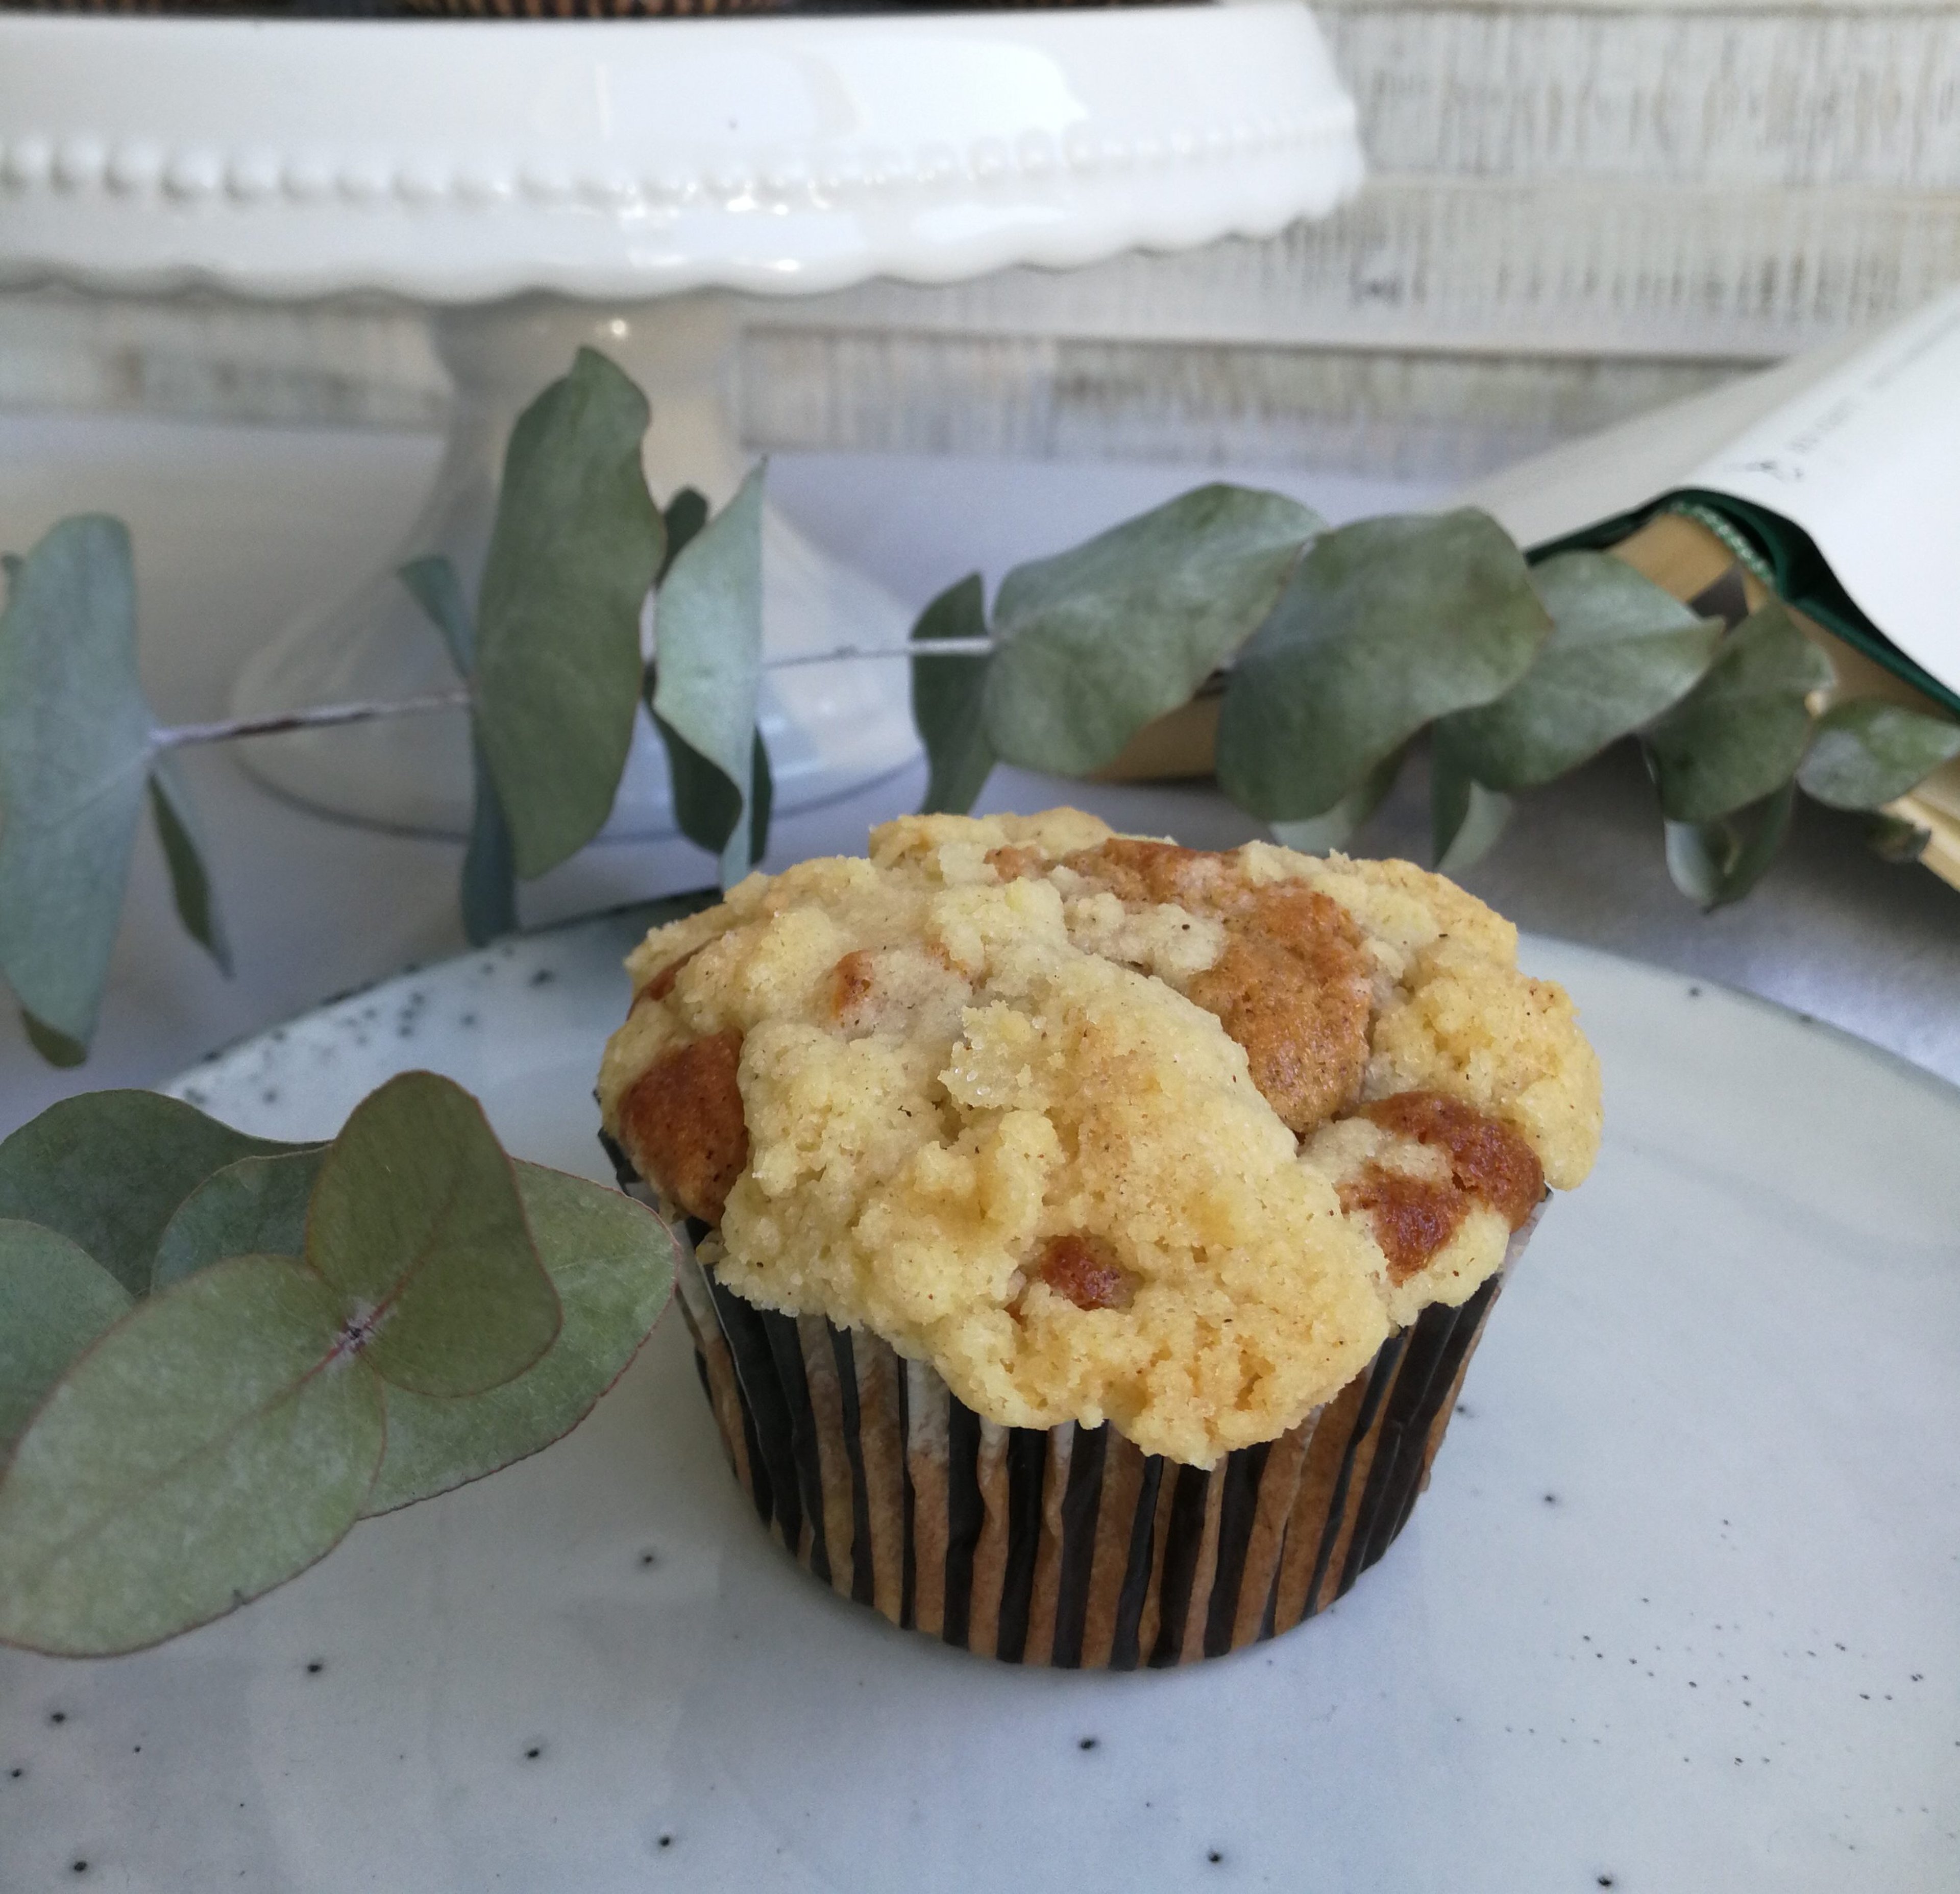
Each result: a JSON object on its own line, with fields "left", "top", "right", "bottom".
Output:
{"left": 599, "top": 809, "right": 1600, "bottom": 1466}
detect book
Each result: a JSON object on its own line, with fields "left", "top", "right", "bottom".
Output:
{"left": 1463, "top": 283, "right": 1960, "bottom": 891}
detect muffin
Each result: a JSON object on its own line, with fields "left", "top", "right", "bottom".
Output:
{"left": 598, "top": 809, "right": 1600, "bottom": 1666}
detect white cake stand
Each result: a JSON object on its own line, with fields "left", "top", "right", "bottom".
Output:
{"left": 0, "top": 5, "right": 1363, "bottom": 838}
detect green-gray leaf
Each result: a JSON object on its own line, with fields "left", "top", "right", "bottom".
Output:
{"left": 747, "top": 725, "right": 773, "bottom": 868}
{"left": 1217, "top": 509, "right": 1553, "bottom": 821}
{"left": 1796, "top": 699, "right": 1960, "bottom": 810}
{"left": 0, "top": 515, "right": 156, "bottom": 1054}
{"left": 0, "top": 1253, "right": 383, "bottom": 1657}
{"left": 659, "top": 487, "right": 709, "bottom": 583}
{"left": 306, "top": 1071, "right": 559, "bottom": 1397}
{"left": 1867, "top": 812, "right": 1932, "bottom": 864}
{"left": 363, "top": 1163, "right": 676, "bottom": 1515}
{"left": 0, "top": 1090, "right": 304, "bottom": 1298}
{"left": 1437, "top": 553, "right": 1723, "bottom": 790}
{"left": 148, "top": 752, "right": 232, "bottom": 974}
{"left": 461, "top": 739, "right": 519, "bottom": 946}
{"left": 398, "top": 557, "right": 520, "bottom": 943}
{"left": 650, "top": 465, "right": 766, "bottom": 887}
{"left": 984, "top": 485, "right": 1319, "bottom": 777}
{"left": 152, "top": 1148, "right": 325, "bottom": 1292}
{"left": 651, "top": 716, "right": 773, "bottom": 880}
{"left": 1663, "top": 778, "right": 1797, "bottom": 909}
{"left": 0, "top": 1221, "right": 133, "bottom": 1457}
{"left": 475, "top": 349, "right": 663, "bottom": 880}
{"left": 399, "top": 553, "right": 475, "bottom": 678}
{"left": 912, "top": 573, "right": 995, "bottom": 815}
{"left": 1647, "top": 603, "right": 1835, "bottom": 823}
{"left": 1430, "top": 740, "right": 1514, "bottom": 873}
{"left": 21, "top": 1014, "right": 84, "bottom": 1068}
{"left": 651, "top": 711, "right": 723, "bottom": 858}
{"left": 1269, "top": 745, "right": 1404, "bottom": 856}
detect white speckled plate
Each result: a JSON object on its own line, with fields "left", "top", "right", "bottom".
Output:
{"left": 3, "top": 916, "right": 1956, "bottom": 1893}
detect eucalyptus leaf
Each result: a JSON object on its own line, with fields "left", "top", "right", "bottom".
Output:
{"left": 660, "top": 487, "right": 709, "bottom": 582}
{"left": 984, "top": 485, "right": 1319, "bottom": 777}
{"left": 363, "top": 1163, "right": 676, "bottom": 1515}
{"left": 306, "top": 1071, "right": 559, "bottom": 1397}
{"left": 1663, "top": 778, "right": 1798, "bottom": 909}
{"left": 152, "top": 1149, "right": 325, "bottom": 1291}
{"left": 475, "top": 349, "right": 663, "bottom": 880}
{"left": 1430, "top": 740, "right": 1514, "bottom": 873}
{"left": 0, "top": 1221, "right": 132, "bottom": 1456}
{"left": 460, "top": 742, "right": 520, "bottom": 946}
{"left": 911, "top": 573, "right": 994, "bottom": 816}
{"left": 1647, "top": 603, "right": 1835, "bottom": 823}
{"left": 747, "top": 726, "right": 774, "bottom": 868}
{"left": 0, "top": 1253, "right": 384, "bottom": 1657}
{"left": 1867, "top": 812, "right": 1932, "bottom": 864}
{"left": 1796, "top": 699, "right": 1960, "bottom": 810}
{"left": 21, "top": 1014, "right": 85, "bottom": 1068}
{"left": 0, "top": 1090, "right": 303, "bottom": 1298}
{"left": 1269, "top": 745, "right": 1404, "bottom": 855}
{"left": 649, "top": 465, "right": 766, "bottom": 887}
{"left": 650, "top": 718, "right": 774, "bottom": 879}
{"left": 1437, "top": 553, "right": 1723, "bottom": 790}
{"left": 399, "top": 556, "right": 520, "bottom": 943}
{"left": 0, "top": 515, "right": 156, "bottom": 1055}
{"left": 1217, "top": 509, "right": 1553, "bottom": 821}
{"left": 149, "top": 752, "right": 232, "bottom": 974}
{"left": 651, "top": 714, "right": 729, "bottom": 861}
{"left": 399, "top": 553, "right": 475, "bottom": 677}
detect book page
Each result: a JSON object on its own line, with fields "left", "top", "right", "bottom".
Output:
{"left": 1693, "top": 283, "right": 1960, "bottom": 697}
{"left": 1456, "top": 332, "right": 1869, "bottom": 556}
{"left": 1459, "top": 288, "right": 1960, "bottom": 696}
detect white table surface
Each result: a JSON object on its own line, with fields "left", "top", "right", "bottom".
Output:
{"left": 1, "top": 410, "right": 1956, "bottom": 1146}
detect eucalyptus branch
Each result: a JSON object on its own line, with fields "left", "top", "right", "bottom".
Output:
{"left": 762, "top": 638, "right": 997, "bottom": 670}
{"left": 149, "top": 647, "right": 996, "bottom": 751}
{"left": 0, "top": 1075, "right": 679, "bottom": 1657}
{"left": 8, "top": 346, "right": 1956, "bottom": 1077}
{"left": 155, "top": 689, "right": 472, "bottom": 750}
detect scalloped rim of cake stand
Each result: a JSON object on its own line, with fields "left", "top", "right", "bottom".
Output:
{"left": 0, "top": 4, "right": 1362, "bottom": 304}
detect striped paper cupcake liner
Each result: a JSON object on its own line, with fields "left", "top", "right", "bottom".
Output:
{"left": 669, "top": 1216, "right": 1533, "bottom": 1668}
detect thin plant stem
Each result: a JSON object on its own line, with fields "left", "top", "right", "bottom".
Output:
{"left": 156, "top": 691, "right": 472, "bottom": 749}
{"left": 760, "top": 640, "right": 996, "bottom": 670}
{"left": 152, "top": 645, "right": 999, "bottom": 749}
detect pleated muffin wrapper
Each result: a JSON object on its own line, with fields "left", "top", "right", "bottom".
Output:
{"left": 664, "top": 1205, "right": 1541, "bottom": 1669}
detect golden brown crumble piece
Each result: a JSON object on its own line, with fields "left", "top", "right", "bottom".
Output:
{"left": 985, "top": 844, "right": 1046, "bottom": 882}
{"left": 1035, "top": 1233, "right": 1135, "bottom": 1311}
{"left": 618, "top": 1029, "right": 749, "bottom": 1223}
{"left": 1186, "top": 884, "right": 1371, "bottom": 1134}
{"left": 1063, "top": 836, "right": 1214, "bottom": 906}
{"left": 1337, "top": 1169, "right": 1468, "bottom": 1284}
{"left": 829, "top": 948, "right": 877, "bottom": 1022}
{"left": 1338, "top": 1090, "right": 1545, "bottom": 1284}
{"left": 634, "top": 946, "right": 701, "bottom": 1009}
{"left": 1360, "top": 1090, "right": 1545, "bottom": 1231}
{"left": 1064, "top": 840, "right": 1373, "bottom": 1135}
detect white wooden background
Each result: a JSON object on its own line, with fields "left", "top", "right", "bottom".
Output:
{"left": 3, "top": 0, "right": 1956, "bottom": 478}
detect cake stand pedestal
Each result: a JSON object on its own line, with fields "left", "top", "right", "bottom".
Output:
{"left": 225, "top": 291, "right": 931, "bottom": 836}
{"left": 0, "top": 5, "right": 1363, "bottom": 838}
